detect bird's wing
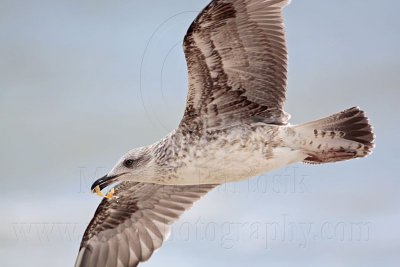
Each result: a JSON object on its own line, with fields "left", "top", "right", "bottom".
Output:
{"left": 180, "top": 0, "right": 291, "bottom": 130}
{"left": 75, "top": 182, "right": 216, "bottom": 267}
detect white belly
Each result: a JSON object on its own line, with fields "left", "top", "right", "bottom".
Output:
{"left": 175, "top": 147, "right": 305, "bottom": 184}
{"left": 171, "top": 126, "right": 307, "bottom": 185}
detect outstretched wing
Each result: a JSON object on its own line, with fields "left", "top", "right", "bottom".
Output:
{"left": 181, "top": 0, "right": 291, "bottom": 130}
{"left": 75, "top": 182, "right": 216, "bottom": 267}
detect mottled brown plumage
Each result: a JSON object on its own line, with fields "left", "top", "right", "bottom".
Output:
{"left": 75, "top": 0, "right": 375, "bottom": 266}
{"left": 76, "top": 182, "right": 215, "bottom": 267}
{"left": 181, "top": 0, "right": 290, "bottom": 130}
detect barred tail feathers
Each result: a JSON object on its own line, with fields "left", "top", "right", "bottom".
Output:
{"left": 293, "top": 107, "right": 375, "bottom": 164}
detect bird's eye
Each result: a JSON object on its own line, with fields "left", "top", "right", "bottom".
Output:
{"left": 123, "top": 159, "right": 134, "bottom": 168}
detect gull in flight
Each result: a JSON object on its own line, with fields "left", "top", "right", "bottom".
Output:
{"left": 75, "top": 0, "right": 375, "bottom": 266}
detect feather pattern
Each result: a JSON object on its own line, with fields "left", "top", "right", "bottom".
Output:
{"left": 181, "top": 0, "right": 291, "bottom": 130}
{"left": 75, "top": 182, "right": 216, "bottom": 267}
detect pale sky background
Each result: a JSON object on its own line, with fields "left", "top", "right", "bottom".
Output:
{"left": 1, "top": 0, "right": 400, "bottom": 266}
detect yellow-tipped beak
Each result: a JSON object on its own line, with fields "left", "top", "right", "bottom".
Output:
{"left": 105, "top": 188, "right": 115, "bottom": 199}
{"left": 93, "top": 185, "right": 115, "bottom": 199}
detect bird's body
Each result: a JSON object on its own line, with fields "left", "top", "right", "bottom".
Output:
{"left": 149, "top": 123, "right": 297, "bottom": 185}
{"left": 75, "top": 0, "right": 375, "bottom": 266}
{"left": 131, "top": 108, "right": 373, "bottom": 186}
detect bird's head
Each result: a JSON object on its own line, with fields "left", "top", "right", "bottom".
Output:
{"left": 91, "top": 146, "right": 153, "bottom": 192}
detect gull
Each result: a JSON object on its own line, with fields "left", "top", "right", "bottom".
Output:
{"left": 75, "top": 0, "right": 375, "bottom": 266}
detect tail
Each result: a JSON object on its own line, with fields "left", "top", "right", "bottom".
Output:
{"left": 293, "top": 107, "right": 375, "bottom": 164}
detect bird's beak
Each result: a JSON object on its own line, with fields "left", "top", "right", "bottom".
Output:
{"left": 91, "top": 174, "right": 118, "bottom": 193}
